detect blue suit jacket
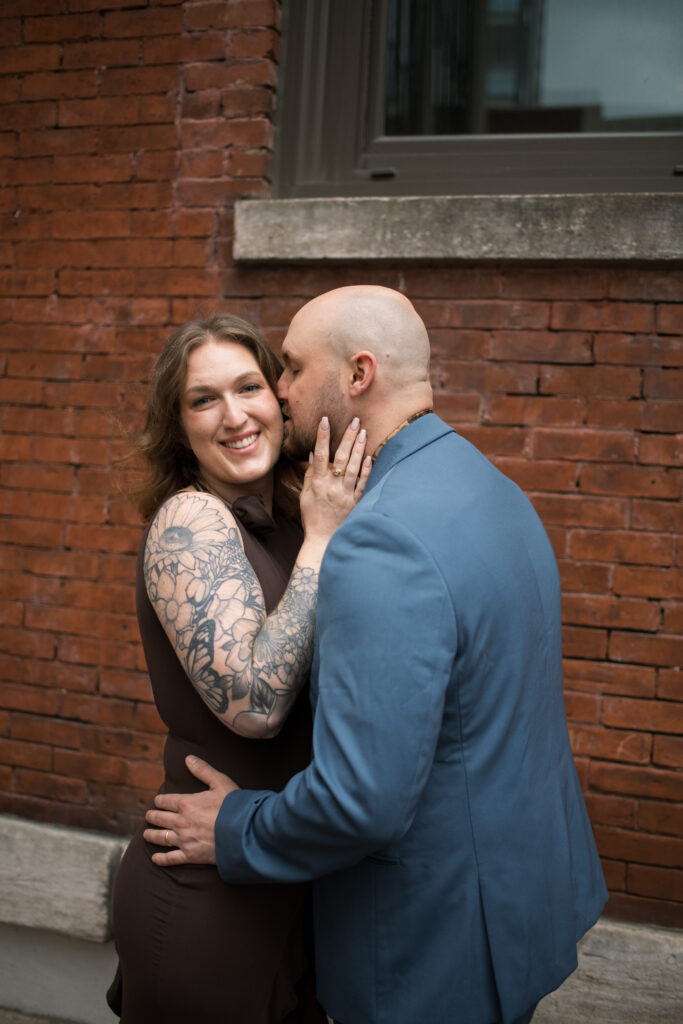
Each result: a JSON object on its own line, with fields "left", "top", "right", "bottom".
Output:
{"left": 216, "top": 414, "right": 607, "bottom": 1024}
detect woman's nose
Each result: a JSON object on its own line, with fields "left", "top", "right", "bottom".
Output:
{"left": 220, "top": 397, "right": 247, "bottom": 429}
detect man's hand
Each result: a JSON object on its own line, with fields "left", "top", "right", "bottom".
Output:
{"left": 143, "top": 755, "right": 240, "bottom": 866}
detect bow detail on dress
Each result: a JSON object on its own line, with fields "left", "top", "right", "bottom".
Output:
{"left": 230, "top": 494, "right": 277, "bottom": 536}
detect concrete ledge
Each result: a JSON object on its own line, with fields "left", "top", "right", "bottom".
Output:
{"left": 0, "top": 815, "right": 127, "bottom": 943}
{"left": 534, "top": 918, "right": 683, "bottom": 1023}
{"left": 233, "top": 194, "right": 683, "bottom": 262}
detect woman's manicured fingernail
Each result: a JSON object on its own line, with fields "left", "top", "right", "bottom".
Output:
{"left": 321, "top": 416, "right": 329, "bottom": 429}
{"left": 351, "top": 417, "right": 359, "bottom": 430}
{"left": 358, "top": 429, "right": 366, "bottom": 442}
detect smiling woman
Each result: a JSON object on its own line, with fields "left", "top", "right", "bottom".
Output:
{"left": 107, "top": 314, "right": 370, "bottom": 1023}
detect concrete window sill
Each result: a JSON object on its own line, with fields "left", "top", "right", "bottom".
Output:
{"left": 233, "top": 194, "right": 683, "bottom": 263}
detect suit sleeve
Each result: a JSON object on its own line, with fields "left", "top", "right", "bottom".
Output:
{"left": 215, "top": 509, "right": 457, "bottom": 883}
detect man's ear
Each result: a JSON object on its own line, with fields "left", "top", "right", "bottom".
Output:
{"left": 348, "top": 351, "right": 377, "bottom": 396}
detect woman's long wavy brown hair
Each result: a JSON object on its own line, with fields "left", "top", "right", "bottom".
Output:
{"left": 132, "top": 314, "right": 301, "bottom": 522}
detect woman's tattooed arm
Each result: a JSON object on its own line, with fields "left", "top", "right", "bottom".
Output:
{"left": 144, "top": 492, "right": 318, "bottom": 738}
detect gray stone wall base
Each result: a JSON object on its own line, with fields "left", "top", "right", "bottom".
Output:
{"left": 0, "top": 922, "right": 117, "bottom": 1024}
{"left": 535, "top": 918, "right": 682, "bottom": 1024}
{"left": 0, "top": 917, "right": 681, "bottom": 1023}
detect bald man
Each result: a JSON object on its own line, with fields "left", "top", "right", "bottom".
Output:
{"left": 145, "top": 287, "right": 607, "bottom": 1024}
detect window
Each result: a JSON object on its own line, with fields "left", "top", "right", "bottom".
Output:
{"left": 274, "top": 0, "right": 683, "bottom": 196}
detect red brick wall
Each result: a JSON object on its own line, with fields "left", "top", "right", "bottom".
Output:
{"left": 1, "top": 1, "right": 681, "bottom": 927}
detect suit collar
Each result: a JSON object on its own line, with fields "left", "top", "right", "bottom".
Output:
{"left": 364, "top": 413, "right": 452, "bottom": 495}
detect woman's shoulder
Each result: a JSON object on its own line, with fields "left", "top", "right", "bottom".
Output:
{"left": 146, "top": 489, "right": 241, "bottom": 554}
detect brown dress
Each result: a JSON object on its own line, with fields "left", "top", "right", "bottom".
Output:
{"left": 107, "top": 495, "right": 325, "bottom": 1024}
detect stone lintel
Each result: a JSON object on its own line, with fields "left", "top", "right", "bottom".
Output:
{"left": 233, "top": 194, "right": 683, "bottom": 263}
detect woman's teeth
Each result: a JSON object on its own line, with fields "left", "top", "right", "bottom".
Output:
{"left": 224, "top": 433, "right": 258, "bottom": 450}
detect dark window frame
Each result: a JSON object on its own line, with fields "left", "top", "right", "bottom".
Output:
{"left": 274, "top": 0, "right": 683, "bottom": 197}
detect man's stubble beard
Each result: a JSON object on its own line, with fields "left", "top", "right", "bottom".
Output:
{"left": 282, "top": 377, "right": 349, "bottom": 461}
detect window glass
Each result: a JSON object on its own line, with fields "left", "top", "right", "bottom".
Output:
{"left": 384, "top": 0, "right": 683, "bottom": 136}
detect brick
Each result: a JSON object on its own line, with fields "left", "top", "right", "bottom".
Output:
{"left": 435, "top": 360, "right": 538, "bottom": 394}
{"left": 595, "top": 333, "right": 683, "bottom": 367}
{"left": 23, "top": 549, "right": 99, "bottom": 578}
{"left": 180, "top": 116, "right": 273, "bottom": 150}
{"left": 589, "top": 761, "right": 683, "bottom": 802}
{"left": 658, "top": 669, "right": 683, "bottom": 702}
{"left": 124, "top": 759, "right": 164, "bottom": 791}
{"left": 19, "top": 126, "right": 98, "bottom": 158}
{"left": 562, "top": 625, "right": 607, "bottom": 660}
{"left": 493, "top": 457, "right": 578, "bottom": 493}
{"left": 184, "top": 0, "right": 278, "bottom": 30}
{"left": 579, "top": 464, "right": 680, "bottom": 500}
{"left": 53, "top": 154, "right": 133, "bottom": 184}
{"left": 57, "top": 634, "right": 138, "bottom": 670}
{"left": 531, "top": 427, "right": 634, "bottom": 462}
{"left": 61, "top": 39, "right": 139, "bottom": 69}
{"left": 558, "top": 560, "right": 611, "bottom": 594}
{"left": 644, "top": 369, "right": 683, "bottom": 400}
{"left": 15, "top": 768, "right": 87, "bottom": 804}
{"left": 100, "top": 65, "right": 177, "bottom": 96}
{"left": 656, "top": 305, "right": 683, "bottom": 335}
{"left": 96, "top": 728, "right": 163, "bottom": 760}
{"left": 568, "top": 724, "right": 651, "bottom": 764}
{"left": 603, "top": 697, "right": 683, "bottom": 735}
{"left": 638, "top": 434, "right": 682, "bottom": 467}
{"left": 21, "top": 69, "right": 99, "bottom": 101}
{"left": 11, "top": 714, "right": 85, "bottom": 751}
{"left": 23, "top": 13, "right": 100, "bottom": 43}
{"left": 530, "top": 494, "right": 628, "bottom": 528}
{"left": 451, "top": 425, "right": 529, "bottom": 458}
{"left": 226, "top": 28, "right": 279, "bottom": 60}
{"left": 663, "top": 602, "right": 683, "bottom": 634}
{"left": 563, "top": 595, "right": 660, "bottom": 632}
{"left": 59, "top": 693, "right": 136, "bottom": 728}
{"left": 98, "top": 124, "right": 178, "bottom": 154}
{"left": 628, "top": 864, "right": 683, "bottom": 902}
{"left": 0, "top": 45, "right": 61, "bottom": 73}
{"left": 0, "top": 517, "right": 64, "bottom": 548}
{"left": 484, "top": 396, "right": 585, "bottom": 426}
{"left": 0, "top": 269, "right": 56, "bottom": 296}
{"left": 133, "top": 703, "right": 166, "bottom": 733}
{"left": 541, "top": 365, "right": 641, "bottom": 398}
{"left": 0, "top": 682, "right": 59, "bottom": 715}
{"left": 637, "top": 800, "right": 683, "bottom": 837}
{"left": 51, "top": 211, "right": 129, "bottom": 240}
{"left": 608, "top": 269, "right": 683, "bottom": 302}
{"left": 0, "top": 653, "right": 97, "bottom": 693}
{"left": 595, "top": 825, "right": 683, "bottom": 869}
{"left": 653, "top": 735, "right": 683, "bottom": 769}
{"left": 226, "top": 149, "right": 271, "bottom": 178}
{"left": 609, "top": 632, "right": 683, "bottom": 668}
{"left": 221, "top": 86, "right": 275, "bottom": 118}
{"left": 0, "top": 737, "right": 52, "bottom": 771}
{"left": 54, "top": 749, "right": 127, "bottom": 784}
{"left": 569, "top": 529, "right": 672, "bottom": 566}
{"left": 142, "top": 32, "right": 226, "bottom": 67}
{"left": 614, "top": 566, "right": 683, "bottom": 600}
{"left": 632, "top": 499, "right": 683, "bottom": 534}
{"left": 600, "top": 859, "right": 626, "bottom": 891}
{"left": 99, "top": 669, "right": 152, "bottom": 703}
{"left": 432, "top": 393, "right": 482, "bottom": 425}
{"left": 564, "top": 690, "right": 600, "bottom": 723}
{"left": 550, "top": 301, "right": 655, "bottom": 333}
{"left": 585, "top": 793, "right": 637, "bottom": 829}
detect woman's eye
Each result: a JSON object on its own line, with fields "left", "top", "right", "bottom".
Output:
{"left": 242, "top": 382, "right": 263, "bottom": 393}
{"left": 191, "top": 395, "right": 212, "bottom": 408}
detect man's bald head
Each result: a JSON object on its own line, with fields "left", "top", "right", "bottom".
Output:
{"left": 292, "top": 285, "right": 431, "bottom": 386}
{"left": 279, "top": 285, "right": 433, "bottom": 458}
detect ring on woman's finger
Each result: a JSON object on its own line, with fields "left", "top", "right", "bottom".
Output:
{"left": 331, "top": 468, "right": 344, "bottom": 477}
{"left": 164, "top": 829, "right": 171, "bottom": 847}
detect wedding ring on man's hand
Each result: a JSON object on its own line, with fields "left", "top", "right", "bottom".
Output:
{"left": 164, "top": 830, "right": 171, "bottom": 846}
{"left": 331, "top": 468, "right": 344, "bottom": 477}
